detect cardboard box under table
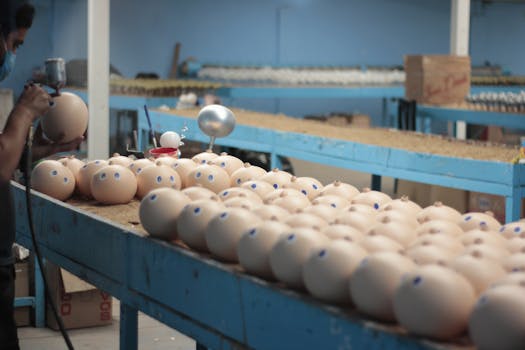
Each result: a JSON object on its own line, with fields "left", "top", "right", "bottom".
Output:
{"left": 405, "top": 55, "right": 471, "bottom": 105}
{"left": 45, "top": 262, "right": 112, "bottom": 330}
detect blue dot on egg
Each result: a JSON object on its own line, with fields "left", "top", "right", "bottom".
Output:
{"left": 412, "top": 276, "right": 422, "bottom": 286}
{"left": 220, "top": 212, "right": 228, "bottom": 219}
{"left": 318, "top": 249, "right": 327, "bottom": 258}
{"left": 150, "top": 194, "right": 157, "bottom": 201}
{"left": 100, "top": 173, "right": 106, "bottom": 179}
{"left": 287, "top": 234, "right": 295, "bottom": 241}
{"left": 500, "top": 226, "right": 505, "bottom": 232}
{"left": 82, "top": 165, "right": 87, "bottom": 169}
{"left": 196, "top": 172, "right": 201, "bottom": 178}
{"left": 156, "top": 176, "right": 162, "bottom": 183}
{"left": 208, "top": 174, "right": 214, "bottom": 181}
{"left": 301, "top": 190, "right": 307, "bottom": 195}
{"left": 480, "top": 221, "right": 486, "bottom": 226}
{"left": 173, "top": 163, "right": 178, "bottom": 168}
{"left": 51, "top": 170, "right": 58, "bottom": 176}
{"left": 169, "top": 176, "right": 174, "bottom": 182}
{"left": 249, "top": 228, "right": 257, "bottom": 236}
{"left": 137, "top": 168, "right": 142, "bottom": 174}
{"left": 237, "top": 178, "right": 241, "bottom": 184}
{"left": 251, "top": 183, "right": 257, "bottom": 189}
{"left": 63, "top": 177, "right": 68, "bottom": 183}
{"left": 465, "top": 215, "right": 472, "bottom": 221}
{"left": 222, "top": 191, "right": 229, "bottom": 197}
{"left": 373, "top": 203, "right": 379, "bottom": 210}
{"left": 114, "top": 173, "right": 120, "bottom": 179}
{"left": 221, "top": 162, "right": 226, "bottom": 167}
{"left": 95, "top": 160, "right": 100, "bottom": 164}
{"left": 312, "top": 184, "right": 318, "bottom": 190}
{"left": 515, "top": 227, "right": 521, "bottom": 233}
{"left": 273, "top": 184, "right": 278, "bottom": 189}
{"left": 194, "top": 207, "right": 201, "bottom": 214}
{"left": 330, "top": 203, "right": 337, "bottom": 208}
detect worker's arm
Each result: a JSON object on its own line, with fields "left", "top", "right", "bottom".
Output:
{"left": 0, "top": 84, "right": 51, "bottom": 183}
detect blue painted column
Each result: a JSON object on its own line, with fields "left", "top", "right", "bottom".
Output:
{"left": 505, "top": 191, "right": 522, "bottom": 223}
{"left": 34, "top": 258, "right": 45, "bottom": 327}
{"left": 120, "top": 302, "right": 138, "bottom": 350}
{"left": 371, "top": 174, "right": 382, "bottom": 191}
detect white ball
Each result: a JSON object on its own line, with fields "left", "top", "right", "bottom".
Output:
{"left": 160, "top": 131, "right": 181, "bottom": 148}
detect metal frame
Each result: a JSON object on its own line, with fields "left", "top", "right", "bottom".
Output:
{"left": 13, "top": 181, "right": 463, "bottom": 350}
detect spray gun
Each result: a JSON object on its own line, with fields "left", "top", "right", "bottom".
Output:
{"left": 44, "top": 57, "right": 66, "bottom": 95}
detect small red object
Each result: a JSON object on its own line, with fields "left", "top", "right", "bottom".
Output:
{"left": 148, "top": 147, "right": 178, "bottom": 158}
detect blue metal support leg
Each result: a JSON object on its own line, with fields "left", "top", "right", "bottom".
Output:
{"left": 120, "top": 302, "right": 138, "bottom": 350}
{"left": 34, "top": 257, "right": 45, "bottom": 327}
{"left": 505, "top": 192, "right": 522, "bottom": 223}
{"left": 371, "top": 174, "right": 382, "bottom": 191}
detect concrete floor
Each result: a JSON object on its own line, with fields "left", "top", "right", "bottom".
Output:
{"left": 18, "top": 299, "right": 196, "bottom": 350}
{"left": 17, "top": 161, "right": 396, "bottom": 349}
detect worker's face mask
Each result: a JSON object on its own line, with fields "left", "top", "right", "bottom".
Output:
{"left": 0, "top": 51, "right": 16, "bottom": 82}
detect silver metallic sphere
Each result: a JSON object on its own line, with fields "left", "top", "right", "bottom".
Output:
{"left": 197, "top": 105, "right": 236, "bottom": 138}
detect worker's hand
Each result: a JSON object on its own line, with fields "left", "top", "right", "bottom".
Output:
{"left": 16, "top": 83, "right": 53, "bottom": 121}
{"left": 30, "top": 123, "right": 84, "bottom": 161}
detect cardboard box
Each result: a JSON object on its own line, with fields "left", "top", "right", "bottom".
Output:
{"left": 395, "top": 180, "right": 432, "bottom": 208}
{"left": 45, "top": 262, "right": 112, "bottom": 330}
{"left": 468, "top": 192, "right": 525, "bottom": 224}
{"left": 14, "top": 261, "right": 31, "bottom": 327}
{"left": 405, "top": 55, "right": 471, "bottom": 105}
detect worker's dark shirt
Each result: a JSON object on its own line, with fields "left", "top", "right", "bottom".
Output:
{"left": 0, "top": 181, "right": 15, "bottom": 266}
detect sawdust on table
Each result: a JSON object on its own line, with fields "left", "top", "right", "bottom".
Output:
{"left": 161, "top": 107, "right": 520, "bottom": 163}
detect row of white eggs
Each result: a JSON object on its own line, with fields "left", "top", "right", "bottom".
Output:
{"left": 197, "top": 67, "right": 406, "bottom": 85}
{"left": 138, "top": 180, "right": 525, "bottom": 349}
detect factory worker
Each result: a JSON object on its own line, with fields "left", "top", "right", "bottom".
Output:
{"left": 0, "top": 2, "right": 81, "bottom": 349}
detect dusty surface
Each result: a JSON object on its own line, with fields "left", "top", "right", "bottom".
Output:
{"left": 162, "top": 107, "right": 520, "bottom": 163}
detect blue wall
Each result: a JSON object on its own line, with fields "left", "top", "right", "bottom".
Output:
{"left": 2, "top": 0, "right": 525, "bottom": 123}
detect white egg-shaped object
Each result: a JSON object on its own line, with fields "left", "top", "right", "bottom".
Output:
{"left": 58, "top": 155, "right": 85, "bottom": 184}
{"left": 77, "top": 160, "right": 108, "bottom": 198}
{"left": 318, "top": 180, "right": 359, "bottom": 200}
{"left": 367, "top": 219, "right": 417, "bottom": 247}
{"left": 240, "top": 180, "right": 275, "bottom": 199}
{"left": 502, "top": 253, "right": 525, "bottom": 272}
{"left": 449, "top": 251, "right": 507, "bottom": 295}
{"left": 136, "top": 164, "right": 181, "bottom": 198}
{"left": 463, "top": 244, "right": 510, "bottom": 263}
{"left": 159, "top": 131, "right": 181, "bottom": 148}
{"left": 41, "top": 92, "right": 88, "bottom": 142}
{"left": 381, "top": 196, "right": 422, "bottom": 217}
{"left": 458, "top": 212, "right": 501, "bottom": 232}
{"left": 407, "top": 244, "right": 457, "bottom": 265}
{"left": 154, "top": 156, "right": 178, "bottom": 168}
{"left": 263, "top": 188, "right": 306, "bottom": 203}
{"left": 469, "top": 285, "right": 525, "bottom": 350}
{"left": 393, "top": 265, "right": 476, "bottom": 340}
{"left": 237, "top": 220, "right": 290, "bottom": 279}
{"left": 410, "top": 234, "right": 464, "bottom": 255}
{"left": 321, "top": 224, "right": 365, "bottom": 243}
{"left": 271, "top": 192, "right": 311, "bottom": 213}
{"left": 333, "top": 211, "right": 376, "bottom": 233}
{"left": 499, "top": 221, "right": 525, "bottom": 239}
{"left": 171, "top": 158, "right": 198, "bottom": 188}
{"left": 210, "top": 152, "right": 244, "bottom": 176}
{"left": 350, "top": 252, "right": 416, "bottom": 322}
{"left": 205, "top": 207, "right": 262, "bottom": 262}
{"left": 218, "top": 187, "right": 263, "bottom": 204}
{"left": 223, "top": 195, "right": 262, "bottom": 210}
{"left": 107, "top": 153, "right": 133, "bottom": 167}
{"left": 139, "top": 188, "right": 191, "bottom": 240}
{"left": 230, "top": 162, "right": 266, "bottom": 186}
{"left": 269, "top": 228, "right": 329, "bottom": 288}
{"left": 181, "top": 186, "right": 219, "bottom": 201}
{"left": 187, "top": 163, "right": 230, "bottom": 193}
{"left": 303, "top": 240, "right": 368, "bottom": 304}
{"left": 284, "top": 176, "right": 323, "bottom": 200}
{"left": 416, "top": 201, "right": 462, "bottom": 224}
{"left": 300, "top": 204, "right": 340, "bottom": 222}
{"left": 375, "top": 210, "right": 419, "bottom": 229}
{"left": 91, "top": 165, "right": 137, "bottom": 204}
{"left": 415, "top": 219, "right": 464, "bottom": 237}
{"left": 284, "top": 212, "right": 328, "bottom": 230}
{"left": 311, "top": 195, "right": 350, "bottom": 211}
{"left": 359, "top": 233, "right": 403, "bottom": 254}
{"left": 460, "top": 227, "right": 507, "bottom": 250}
{"left": 489, "top": 272, "right": 525, "bottom": 288}
{"left": 252, "top": 204, "right": 289, "bottom": 221}
{"left": 128, "top": 158, "right": 154, "bottom": 176}
{"left": 31, "top": 160, "right": 75, "bottom": 201}
{"left": 351, "top": 188, "right": 392, "bottom": 210}
{"left": 191, "top": 150, "right": 218, "bottom": 164}
{"left": 177, "top": 199, "right": 225, "bottom": 252}
{"left": 258, "top": 168, "right": 293, "bottom": 190}
{"left": 506, "top": 236, "right": 525, "bottom": 254}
